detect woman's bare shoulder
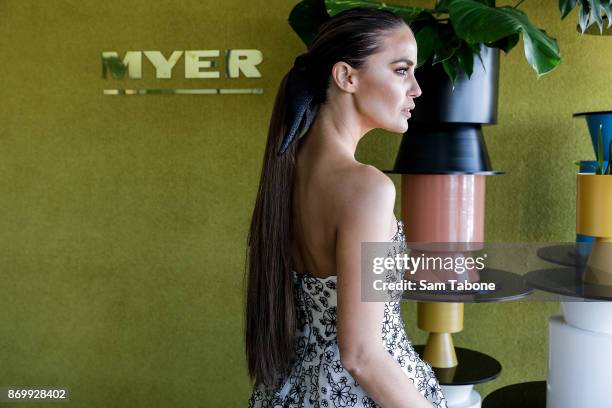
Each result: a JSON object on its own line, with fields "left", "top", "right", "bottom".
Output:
{"left": 332, "top": 163, "right": 396, "bottom": 243}
{"left": 337, "top": 163, "right": 395, "bottom": 202}
{"left": 332, "top": 163, "right": 396, "bottom": 222}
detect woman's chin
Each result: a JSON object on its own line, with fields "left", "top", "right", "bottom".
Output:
{"left": 397, "top": 121, "right": 409, "bottom": 134}
{"left": 379, "top": 120, "right": 410, "bottom": 134}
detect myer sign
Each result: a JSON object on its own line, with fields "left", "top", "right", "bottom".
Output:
{"left": 102, "top": 49, "right": 264, "bottom": 95}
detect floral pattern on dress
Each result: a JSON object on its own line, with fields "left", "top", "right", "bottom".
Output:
{"left": 248, "top": 220, "right": 447, "bottom": 408}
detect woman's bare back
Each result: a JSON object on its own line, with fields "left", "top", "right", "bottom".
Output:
{"left": 290, "top": 142, "right": 398, "bottom": 279}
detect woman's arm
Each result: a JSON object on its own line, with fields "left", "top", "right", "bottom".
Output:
{"left": 335, "top": 166, "right": 433, "bottom": 408}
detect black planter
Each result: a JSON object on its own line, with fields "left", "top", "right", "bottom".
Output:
{"left": 383, "top": 123, "right": 504, "bottom": 175}
{"left": 411, "top": 45, "right": 500, "bottom": 125}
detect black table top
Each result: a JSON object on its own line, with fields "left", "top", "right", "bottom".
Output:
{"left": 482, "top": 381, "right": 546, "bottom": 407}
{"left": 402, "top": 268, "right": 533, "bottom": 303}
{"left": 536, "top": 244, "right": 589, "bottom": 268}
{"left": 412, "top": 345, "right": 502, "bottom": 385}
{"left": 525, "top": 267, "right": 612, "bottom": 301}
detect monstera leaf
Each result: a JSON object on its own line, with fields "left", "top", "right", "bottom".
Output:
{"left": 448, "top": 0, "right": 561, "bottom": 77}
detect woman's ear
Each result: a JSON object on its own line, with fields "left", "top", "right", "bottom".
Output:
{"left": 330, "top": 61, "right": 358, "bottom": 93}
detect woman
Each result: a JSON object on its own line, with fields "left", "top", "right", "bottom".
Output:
{"left": 245, "top": 7, "right": 447, "bottom": 408}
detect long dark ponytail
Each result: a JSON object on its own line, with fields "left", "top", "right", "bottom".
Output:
{"left": 245, "top": 6, "right": 408, "bottom": 388}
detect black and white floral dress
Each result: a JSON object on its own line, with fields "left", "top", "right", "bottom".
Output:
{"left": 248, "top": 220, "right": 447, "bottom": 408}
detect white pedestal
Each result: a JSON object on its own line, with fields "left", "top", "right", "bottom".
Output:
{"left": 547, "top": 315, "right": 612, "bottom": 408}
{"left": 441, "top": 384, "right": 481, "bottom": 408}
{"left": 560, "top": 296, "right": 612, "bottom": 333}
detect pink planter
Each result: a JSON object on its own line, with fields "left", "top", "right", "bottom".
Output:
{"left": 401, "top": 175, "right": 486, "bottom": 242}
{"left": 401, "top": 175, "right": 486, "bottom": 283}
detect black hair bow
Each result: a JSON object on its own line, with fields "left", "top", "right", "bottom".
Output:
{"left": 276, "top": 54, "right": 320, "bottom": 156}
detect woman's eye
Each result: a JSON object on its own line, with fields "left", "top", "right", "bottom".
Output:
{"left": 396, "top": 68, "right": 408, "bottom": 76}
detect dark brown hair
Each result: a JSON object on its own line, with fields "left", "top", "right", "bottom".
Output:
{"left": 245, "top": 7, "right": 409, "bottom": 388}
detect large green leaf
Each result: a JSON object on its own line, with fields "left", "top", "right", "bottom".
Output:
{"left": 456, "top": 40, "right": 475, "bottom": 78}
{"left": 415, "top": 25, "right": 442, "bottom": 66}
{"left": 415, "top": 21, "right": 461, "bottom": 67}
{"left": 325, "top": 0, "right": 425, "bottom": 22}
{"left": 432, "top": 23, "right": 461, "bottom": 64}
{"left": 559, "top": 0, "right": 577, "bottom": 19}
{"left": 409, "top": 10, "right": 440, "bottom": 37}
{"left": 448, "top": 0, "right": 561, "bottom": 77}
{"left": 485, "top": 33, "right": 520, "bottom": 54}
{"left": 442, "top": 59, "right": 458, "bottom": 83}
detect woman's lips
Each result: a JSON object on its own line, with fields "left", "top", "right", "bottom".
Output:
{"left": 401, "top": 109, "right": 412, "bottom": 118}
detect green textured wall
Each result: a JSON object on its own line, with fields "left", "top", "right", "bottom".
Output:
{"left": 0, "top": 1, "right": 609, "bottom": 407}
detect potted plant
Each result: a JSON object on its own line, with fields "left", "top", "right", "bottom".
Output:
{"left": 574, "top": 111, "right": 612, "bottom": 162}
{"left": 290, "top": 0, "right": 610, "bottom": 78}
{"left": 576, "top": 124, "right": 612, "bottom": 285}
{"left": 290, "top": 0, "right": 611, "bottom": 116}
{"left": 572, "top": 111, "right": 612, "bottom": 256}
{"left": 290, "top": 0, "right": 563, "bottom": 82}
{"left": 290, "top": 0, "right": 565, "bottom": 124}
{"left": 560, "top": 124, "right": 612, "bottom": 357}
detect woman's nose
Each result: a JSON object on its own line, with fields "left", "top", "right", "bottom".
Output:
{"left": 410, "top": 80, "right": 422, "bottom": 98}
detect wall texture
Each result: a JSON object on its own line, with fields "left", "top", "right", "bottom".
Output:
{"left": 0, "top": 0, "right": 609, "bottom": 407}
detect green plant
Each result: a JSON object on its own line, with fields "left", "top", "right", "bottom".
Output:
{"left": 290, "top": 0, "right": 611, "bottom": 84}
{"left": 595, "top": 124, "right": 612, "bottom": 175}
{"left": 576, "top": 125, "right": 612, "bottom": 174}
{"left": 289, "top": 0, "right": 562, "bottom": 84}
{"left": 560, "top": 0, "right": 612, "bottom": 34}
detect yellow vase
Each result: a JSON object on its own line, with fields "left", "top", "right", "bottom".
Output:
{"left": 576, "top": 174, "right": 612, "bottom": 285}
